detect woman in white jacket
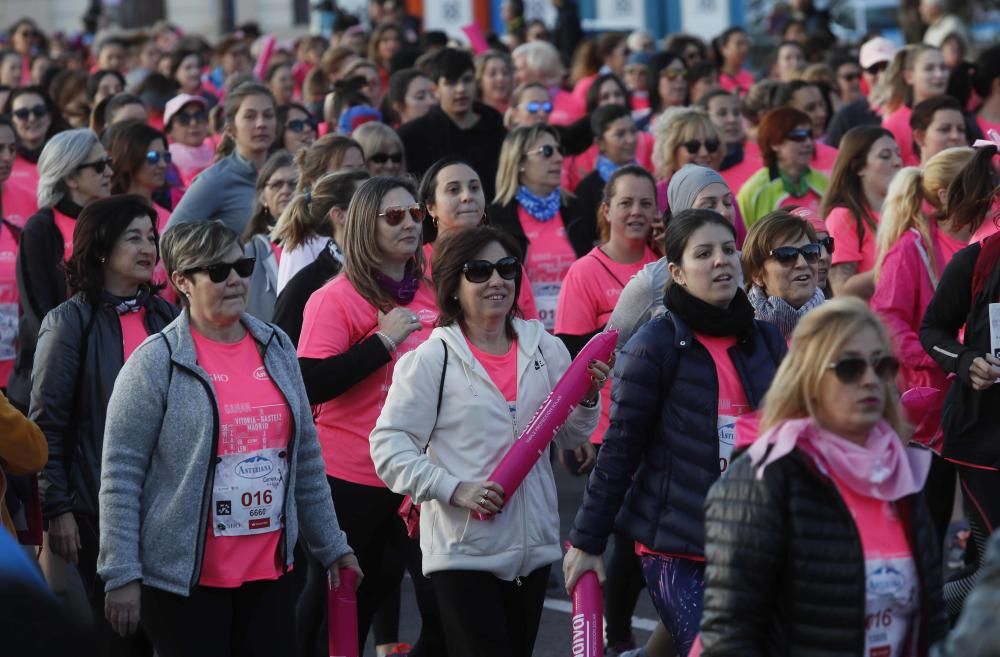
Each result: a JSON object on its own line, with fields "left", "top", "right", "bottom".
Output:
{"left": 371, "top": 225, "right": 608, "bottom": 657}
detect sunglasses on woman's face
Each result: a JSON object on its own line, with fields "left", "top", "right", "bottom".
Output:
{"left": 682, "top": 138, "right": 720, "bottom": 155}
{"left": 186, "top": 257, "right": 256, "bottom": 283}
{"left": 369, "top": 152, "right": 403, "bottom": 164}
{"left": 12, "top": 104, "right": 48, "bottom": 121}
{"left": 526, "top": 143, "right": 564, "bottom": 159}
{"left": 865, "top": 62, "right": 889, "bottom": 76}
{"left": 286, "top": 118, "right": 316, "bottom": 133}
{"left": 462, "top": 256, "right": 521, "bottom": 283}
{"left": 817, "top": 236, "right": 835, "bottom": 256}
{"left": 378, "top": 203, "right": 426, "bottom": 226}
{"left": 77, "top": 156, "right": 113, "bottom": 174}
{"left": 785, "top": 128, "right": 813, "bottom": 142}
{"left": 827, "top": 355, "right": 899, "bottom": 384}
{"left": 662, "top": 67, "right": 688, "bottom": 81}
{"left": 146, "top": 150, "right": 172, "bottom": 165}
{"left": 523, "top": 101, "right": 553, "bottom": 114}
{"left": 175, "top": 110, "right": 208, "bottom": 126}
{"left": 769, "top": 243, "right": 822, "bottom": 265}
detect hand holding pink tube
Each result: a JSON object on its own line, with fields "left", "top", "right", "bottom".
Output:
{"left": 328, "top": 568, "right": 359, "bottom": 657}
{"left": 571, "top": 570, "right": 603, "bottom": 657}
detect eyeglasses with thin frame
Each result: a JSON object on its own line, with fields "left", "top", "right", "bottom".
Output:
{"left": 827, "top": 355, "right": 899, "bottom": 384}
{"left": 682, "top": 138, "right": 720, "bottom": 155}
{"left": 785, "top": 128, "right": 813, "bottom": 143}
{"left": 77, "top": 156, "right": 113, "bottom": 174}
{"left": 266, "top": 178, "right": 298, "bottom": 191}
{"left": 523, "top": 101, "right": 553, "bottom": 114}
{"left": 378, "top": 203, "right": 426, "bottom": 226}
{"left": 369, "top": 152, "right": 403, "bottom": 164}
{"left": 185, "top": 257, "right": 256, "bottom": 283}
{"left": 525, "top": 143, "right": 564, "bottom": 159}
{"left": 462, "top": 256, "right": 521, "bottom": 283}
{"left": 12, "top": 104, "right": 48, "bottom": 121}
{"left": 769, "top": 243, "right": 822, "bottom": 265}
{"left": 146, "top": 150, "right": 172, "bottom": 166}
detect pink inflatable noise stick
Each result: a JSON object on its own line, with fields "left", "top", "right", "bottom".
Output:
{"left": 328, "top": 567, "right": 359, "bottom": 657}
{"left": 571, "top": 570, "right": 603, "bottom": 657}
{"left": 473, "top": 330, "right": 618, "bottom": 521}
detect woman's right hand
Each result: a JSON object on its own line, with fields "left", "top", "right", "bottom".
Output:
{"left": 451, "top": 480, "right": 505, "bottom": 517}
{"left": 562, "top": 545, "right": 606, "bottom": 595}
{"left": 377, "top": 308, "right": 423, "bottom": 348}
{"left": 105, "top": 580, "right": 141, "bottom": 637}
{"left": 48, "top": 512, "right": 80, "bottom": 564}
{"left": 969, "top": 354, "right": 1000, "bottom": 390}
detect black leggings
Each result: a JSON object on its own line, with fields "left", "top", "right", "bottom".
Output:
{"left": 943, "top": 464, "right": 1000, "bottom": 619}
{"left": 430, "top": 565, "right": 550, "bottom": 657}
{"left": 604, "top": 531, "right": 646, "bottom": 646}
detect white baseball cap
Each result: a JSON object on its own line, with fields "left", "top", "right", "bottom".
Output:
{"left": 163, "top": 93, "right": 208, "bottom": 129}
{"left": 859, "top": 37, "right": 898, "bottom": 71}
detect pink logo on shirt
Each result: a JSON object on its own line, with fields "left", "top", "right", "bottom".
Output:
{"left": 253, "top": 366, "right": 270, "bottom": 381}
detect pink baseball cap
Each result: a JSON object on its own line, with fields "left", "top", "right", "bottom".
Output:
{"left": 789, "top": 206, "right": 828, "bottom": 236}
{"left": 859, "top": 37, "right": 898, "bottom": 71}
{"left": 163, "top": 93, "right": 208, "bottom": 129}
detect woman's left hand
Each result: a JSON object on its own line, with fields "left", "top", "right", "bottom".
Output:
{"left": 585, "top": 358, "right": 613, "bottom": 400}
{"left": 328, "top": 553, "right": 364, "bottom": 591}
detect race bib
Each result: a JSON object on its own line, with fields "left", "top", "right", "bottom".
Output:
{"left": 718, "top": 415, "right": 736, "bottom": 472}
{"left": 211, "top": 446, "right": 288, "bottom": 537}
{"left": 533, "top": 282, "right": 560, "bottom": 331}
{"left": 864, "top": 556, "right": 919, "bottom": 657}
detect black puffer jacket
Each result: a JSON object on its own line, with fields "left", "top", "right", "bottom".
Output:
{"left": 700, "top": 450, "right": 948, "bottom": 657}
{"left": 31, "top": 292, "right": 178, "bottom": 519}
{"left": 568, "top": 310, "right": 786, "bottom": 557}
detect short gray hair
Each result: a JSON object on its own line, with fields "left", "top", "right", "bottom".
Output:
{"left": 160, "top": 221, "right": 242, "bottom": 306}
{"left": 511, "top": 41, "right": 564, "bottom": 87}
{"left": 36, "top": 128, "right": 101, "bottom": 209}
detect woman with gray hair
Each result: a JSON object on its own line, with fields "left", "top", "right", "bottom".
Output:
{"left": 8, "top": 128, "right": 112, "bottom": 412}
{"left": 97, "top": 220, "right": 360, "bottom": 655}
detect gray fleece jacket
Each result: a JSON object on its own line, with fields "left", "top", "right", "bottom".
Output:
{"left": 97, "top": 310, "right": 351, "bottom": 596}
{"left": 166, "top": 151, "right": 257, "bottom": 234}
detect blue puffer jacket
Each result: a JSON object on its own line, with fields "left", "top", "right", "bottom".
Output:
{"left": 568, "top": 310, "right": 787, "bottom": 557}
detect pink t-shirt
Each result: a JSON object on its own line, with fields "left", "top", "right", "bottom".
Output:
{"left": 423, "top": 242, "right": 539, "bottom": 320}
{"left": 518, "top": 207, "right": 578, "bottom": 331}
{"left": 778, "top": 187, "right": 823, "bottom": 217}
{"left": 830, "top": 473, "right": 920, "bottom": 657}
{"left": 298, "top": 275, "right": 438, "bottom": 486}
{"left": 562, "top": 132, "right": 656, "bottom": 191}
{"left": 8, "top": 156, "right": 38, "bottom": 202}
{"left": 118, "top": 308, "right": 149, "bottom": 362}
{"left": 151, "top": 203, "right": 177, "bottom": 305}
{"left": 555, "top": 246, "right": 657, "bottom": 443}
{"left": 883, "top": 106, "right": 918, "bottom": 167}
{"left": 826, "top": 206, "right": 880, "bottom": 272}
{"left": 550, "top": 89, "right": 585, "bottom": 126}
{"left": 937, "top": 227, "right": 966, "bottom": 264}
{"left": 0, "top": 220, "right": 21, "bottom": 386}
{"left": 192, "top": 329, "right": 292, "bottom": 588}
{"left": 2, "top": 178, "right": 38, "bottom": 226}
{"left": 694, "top": 333, "right": 751, "bottom": 474}
{"left": 466, "top": 337, "right": 518, "bottom": 415}
{"left": 720, "top": 149, "right": 764, "bottom": 198}
{"left": 53, "top": 209, "right": 75, "bottom": 260}
{"left": 812, "top": 142, "right": 839, "bottom": 176}
{"left": 976, "top": 114, "right": 1000, "bottom": 141}
{"left": 719, "top": 69, "right": 755, "bottom": 96}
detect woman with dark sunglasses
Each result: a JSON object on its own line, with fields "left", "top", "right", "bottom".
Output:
{"left": 504, "top": 82, "right": 554, "bottom": 129}
{"left": 699, "top": 298, "right": 946, "bottom": 656}
{"left": 2, "top": 86, "right": 65, "bottom": 220}
{"left": 164, "top": 93, "right": 214, "bottom": 187}
{"left": 275, "top": 102, "right": 317, "bottom": 155}
{"left": 296, "top": 176, "right": 446, "bottom": 654}
{"left": 371, "top": 225, "right": 606, "bottom": 657}
{"left": 97, "top": 219, "right": 358, "bottom": 656}
{"left": 737, "top": 107, "right": 829, "bottom": 228}
{"left": 741, "top": 209, "right": 825, "bottom": 342}
{"left": 564, "top": 209, "right": 786, "bottom": 656}
{"left": 31, "top": 195, "right": 177, "bottom": 657}
{"left": 353, "top": 121, "right": 406, "bottom": 177}
{"left": 9, "top": 129, "right": 112, "bottom": 413}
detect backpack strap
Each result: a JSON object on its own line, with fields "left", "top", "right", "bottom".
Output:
{"left": 423, "top": 339, "right": 447, "bottom": 454}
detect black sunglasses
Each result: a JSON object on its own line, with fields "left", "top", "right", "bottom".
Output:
{"left": 78, "top": 156, "right": 113, "bottom": 174}
{"left": 785, "top": 129, "right": 813, "bottom": 142}
{"left": 769, "top": 243, "right": 822, "bottom": 265}
{"left": 175, "top": 110, "right": 208, "bottom": 126}
{"left": 378, "top": 203, "right": 426, "bottom": 226}
{"left": 818, "top": 235, "right": 835, "bottom": 256}
{"left": 462, "top": 256, "right": 521, "bottom": 283}
{"left": 369, "top": 152, "right": 403, "bottom": 164}
{"left": 865, "top": 61, "right": 889, "bottom": 76}
{"left": 839, "top": 71, "right": 860, "bottom": 82}
{"left": 146, "top": 150, "right": 172, "bottom": 166}
{"left": 526, "top": 143, "right": 565, "bottom": 159}
{"left": 828, "top": 355, "right": 899, "bottom": 384}
{"left": 286, "top": 118, "right": 316, "bottom": 133}
{"left": 12, "top": 104, "right": 48, "bottom": 121}
{"left": 186, "top": 257, "right": 256, "bottom": 283}
{"left": 682, "top": 138, "right": 720, "bottom": 155}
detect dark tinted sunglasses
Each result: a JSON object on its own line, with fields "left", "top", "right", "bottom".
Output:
{"left": 818, "top": 236, "right": 835, "bottom": 255}
{"left": 369, "top": 152, "right": 403, "bottom": 164}
{"left": 146, "top": 150, "right": 172, "bottom": 165}
{"left": 78, "top": 156, "right": 113, "bottom": 174}
{"left": 524, "top": 101, "right": 553, "bottom": 114}
{"left": 462, "top": 256, "right": 521, "bottom": 283}
{"left": 769, "top": 243, "right": 822, "bottom": 265}
{"left": 12, "top": 104, "right": 48, "bottom": 120}
{"left": 186, "top": 257, "right": 256, "bottom": 283}
{"left": 378, "top": 203, "right": 426, "bottom": 226}
{"left": 527, "top": 143, "right": 564, "bottom": 159}
{"left": 839, "top": 71, "right": 860, "bottom": 82}
{"left": 682, "top": 138, "right": 720, "bottom": 155}
{"left": 865, "top": 62, "right": 889, "bottom": 76}
{"left": 175, "top": 110, "right": 208, "bottom": 125}
{"left": 286, "top": 118, "right": 316, "bottom": 133}
{"left": 785, "top": 129, "right": 813, "bottom": 142}
{"left": 828, "top": 355, "right": 899, "bottom": 384}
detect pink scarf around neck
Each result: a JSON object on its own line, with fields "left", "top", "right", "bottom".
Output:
{"left": 747, "top": 417, "right": 931, "bottom": 501}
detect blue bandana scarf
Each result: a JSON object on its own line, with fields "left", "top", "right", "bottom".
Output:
{"left": 596, "top": 155, "right": 621, "bottom": 182}
{"left": 515, "top": 186, "right": 561, "bottom": 221}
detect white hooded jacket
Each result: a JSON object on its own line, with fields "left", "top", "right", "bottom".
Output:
{"left": 370, "top": 318, "right": 598, "bottom": 580}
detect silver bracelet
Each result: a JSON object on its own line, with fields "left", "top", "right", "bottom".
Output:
{"left": 376, "top": 331, "right": 397, "bottom": 352}
{"left": 579, "top": 395, "right": 599, "bottom": 408}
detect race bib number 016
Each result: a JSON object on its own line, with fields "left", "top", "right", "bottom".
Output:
{"left": 212, "top": 446, "right": 288, "bottom": 536}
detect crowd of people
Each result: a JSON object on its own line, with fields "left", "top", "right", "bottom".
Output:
{"left": 3, "top": 0, "right": 1000, "bottom": 656}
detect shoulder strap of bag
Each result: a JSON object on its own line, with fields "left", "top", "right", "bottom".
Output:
{"left": 423, "top": 339, "right": 447, "bottom": 453}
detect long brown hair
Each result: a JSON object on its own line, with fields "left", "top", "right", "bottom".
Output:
{"left": 819, "top": 125, "right": 894, "bottom": 247}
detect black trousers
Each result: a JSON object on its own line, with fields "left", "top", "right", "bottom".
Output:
{"left": 430, "top": 565, "right": 550, "bottom": 657}
{"left": 604, "top": 531, "right": 646, "bottom": 645}
{"left": 140, "top": 575, "right": 296, "bottom": 657}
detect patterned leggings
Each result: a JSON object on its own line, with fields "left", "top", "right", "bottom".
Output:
{"left": 639, "top": 554, "right": 705, "bottom": 657}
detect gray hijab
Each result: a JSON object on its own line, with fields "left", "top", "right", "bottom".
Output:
{"left": 667, "top": 164, "right": 726, "bottom": 212}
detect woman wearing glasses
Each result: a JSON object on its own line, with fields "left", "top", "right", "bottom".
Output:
{"left": 353, "top": 122, "right": 406, "bottom": 177}
{"left": 647, "top": 52, "right": 689, "bottom": 122}
{"left": 371, "top": 225, "right": 605, "bottom": 657}
{"left": 820, "top": 126, "right": 903, "bottom": 299}
{"left": 275, "top": 102, "right": 317, "bottom": 155}
{"left": 699, "top": 298, "right": 946, "bottom": 656}
{"left": 3, "top": 87, "right": 64, "bottom": 219}
{"left": 9, "top": 128, "right": 112, "bottom": 413}
{"left": 651, "top": 107, "right": 725, "bottom": 213}
{"left": 737, "top": 107, "right": 829, "bottom": 228}
{"left": 296, "top": 177, "right": 441, "bottom": 651}
{"left": 504, "top": 82, "right": 554, "bottom": 129}
{"left": 32, "top": 196, "right": 176, "bottom": 655}
{"left": 164, "top": 94, "right": 214, "bottom": 187}
{"left": 98, "top": 219, "right": 358, "bottom": 655}
{"left": 741, "top": 210, "right": 825, "bottom": 342}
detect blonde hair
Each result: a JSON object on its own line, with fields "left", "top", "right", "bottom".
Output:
{"left": 878, "top": 44, "right": 938, "bottom": 114}
{"left": 494, "top": 124, "right": 565, "bottom": 205}
{"left": 475, "top": 50, "right": 512, "bottom": 98}
{"left": 352, "top": 121, "right": 406, "bottom": 171}
{"left": 651, "top": 106, "right": 721, "bottom": 180}
{"left": 503, "top": 82, "right": 549, "bottom": 128}
{"left": 760, "top": 297, "right": 905, "bottom": 436}
{"left": 875, "top": 146, "right": 974, "bottom": 279}
{"left": 295, "top": 133, "right": 365, "bottom": 191}
{"left": 271, "top": 169, "right": 369, "bottom": 250}
{"left": 511, "top": 41, "right": 565, "bottom": 87}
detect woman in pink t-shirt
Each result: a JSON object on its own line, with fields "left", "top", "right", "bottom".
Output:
{"left": 880, "top": 45, "right": 948, "bottom": 167}
{"left": 31, "top": 196, "right": 178, "bottom": 652}
{"left": 700, "top": 298, "right": 946, "bottom": 656}
{"left": 296, "top": 176, "right": 446, "bottom": 651}
{"left": 910, "top": 96, "right": 970, "bottom": 166}
{"left": 715, "top": 28, "right": 754, "bottom": 97}
{"left": 820, "top": 126, "right": 902, "bottom": 299}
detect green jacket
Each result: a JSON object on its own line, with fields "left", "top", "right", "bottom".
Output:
{"left": 737, "top": 166, "right": 828, "bottom": 229}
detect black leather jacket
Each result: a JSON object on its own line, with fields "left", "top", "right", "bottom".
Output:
{"left": 31, "top": 292, "right": 177, "bottom": 519}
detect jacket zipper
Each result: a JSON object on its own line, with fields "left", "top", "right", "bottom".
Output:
{"left": 266, "top": 332, "right": 297, "bottom": 574}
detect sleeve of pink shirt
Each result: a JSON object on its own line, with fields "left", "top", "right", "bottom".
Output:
{"left": 825, "top": 207, "right": 864, "bottom": 266}
{"left": 518, "top": 268, "right": 540, "bottom": 320}
{"left": 554, "top": 257, "right": 602, "bottom": 335}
